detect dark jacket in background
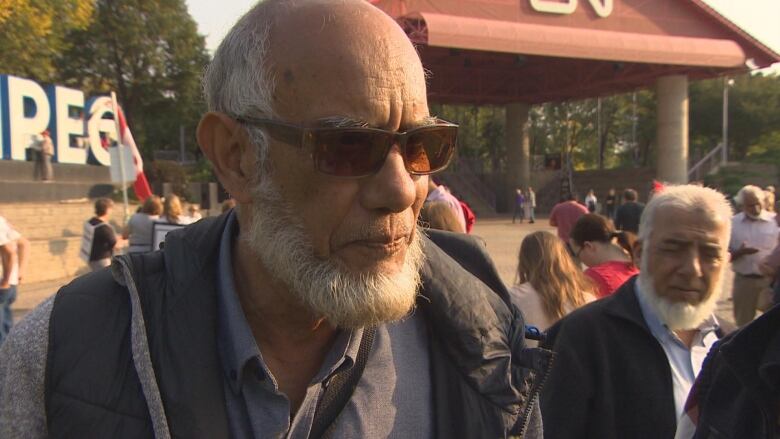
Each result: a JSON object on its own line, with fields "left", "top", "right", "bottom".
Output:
{"left": 684, "top": 303, "right": 780, "bottom": 439}
{"left": 44, "top": 215, "right": 551, "bottom": 438}
{"left": 87, "top": 217, "right": 117, "bottom": 261}
{"left": 614, "top": 201, "right": 645, "bottom": 234}
{"left": 540, "top": 277, "right": 679, "bottom": 439}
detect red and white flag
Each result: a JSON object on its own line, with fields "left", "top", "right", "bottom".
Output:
{"left": 113, "top": 102, "right": 153, "bottom": 201}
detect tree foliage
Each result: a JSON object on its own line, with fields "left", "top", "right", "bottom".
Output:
{"left": 690, "top": 73, "right": 780, "bottom": 162}
{"left": 433, "top": 72, "right": 780, "bottom": 174}
{"left": 0, "top": 0, "right": 93, "bottom": 81}
{"left": 56, "top": 0, "right": 210, "bottom": 160}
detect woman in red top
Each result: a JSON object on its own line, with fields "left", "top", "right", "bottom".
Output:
{"left": 569, "top": 214, "right": 639, "bottom": 298}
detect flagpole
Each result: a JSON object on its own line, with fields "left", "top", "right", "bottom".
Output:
{"left": 110, "top": 91, "right": 130, "bottom": 224}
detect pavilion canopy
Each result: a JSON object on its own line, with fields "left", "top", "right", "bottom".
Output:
{"left": 410, "top": 12, "right": 745, "bottom": 68}
{"left": 371, "top": 0, "right": 780, "bottom": 104}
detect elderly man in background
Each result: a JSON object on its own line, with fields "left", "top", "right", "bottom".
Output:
{"left": 729, "top": 185, "right": 779, "bottom": 326}
{"left": 541, "top": 185, "right": 732, "bottom": 439}
{"left": 0, "top": 1, "right": 548, "bottom": 438}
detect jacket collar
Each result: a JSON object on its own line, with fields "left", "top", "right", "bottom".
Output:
{"left": 419, "top": 232, "right": 523, "bottom": 412}
{"left": 602, "top": 276, "right": 654, "bottom": 335}
{"left": 151, "top": 216, "right": 532, "bottom": 435}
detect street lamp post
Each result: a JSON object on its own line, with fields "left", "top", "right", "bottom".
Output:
{"left": 722, "top": 77, "right": 735, "bottom": 164}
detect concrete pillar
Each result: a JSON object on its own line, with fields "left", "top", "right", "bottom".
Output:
{"left": 505, "top": 103, "right": 531, "bottom": 210}
{"left": 656, "top": 75, "right": 689, "bottom": 183}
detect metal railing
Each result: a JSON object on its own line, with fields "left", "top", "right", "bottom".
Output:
{"left": 688, "top": 143, "right": 725, "bottom": 182}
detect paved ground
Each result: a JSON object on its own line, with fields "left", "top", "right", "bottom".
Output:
{"left": 14, "top": 215, "right": 739, "bottom": 328}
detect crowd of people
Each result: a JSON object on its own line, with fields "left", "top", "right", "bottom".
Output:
{"left": 80, "top": 194, "right": 208, "bottom": 273}
{"left": 0, "top": 1, "right": 777, "bottom": 438}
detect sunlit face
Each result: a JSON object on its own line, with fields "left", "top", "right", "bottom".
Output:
{"left": 236, "top": 2, "right": 432, "bottom": 327}
{"left": 741, "top": 192, "right": 763, "bottom": 218}
{"left": 255, "top": 3, "right": 430, "bottom": 277}
{"left": 639, "top": 206, "right": 728, "bottom": 306}
{"left": 636, "top": 206, "right": 729, "bottom": 329}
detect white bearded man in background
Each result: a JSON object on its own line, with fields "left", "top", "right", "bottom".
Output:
{"left": 542, "top": 184, "right": 733, "bottom": 439}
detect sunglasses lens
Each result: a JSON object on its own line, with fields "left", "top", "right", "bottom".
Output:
{"left": 405, "top": 127, "right": 457, "bottom": 174}
{"left": 314, "top": 131, "right": 389, "bottom": 177}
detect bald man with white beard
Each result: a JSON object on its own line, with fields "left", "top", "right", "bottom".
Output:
{"left": 0, "top": 1, "right": 549, "bottom": 438}
{"left": 541, "top": 185, "right": 733, "bottom": 439}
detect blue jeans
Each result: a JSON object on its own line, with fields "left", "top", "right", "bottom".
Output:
{"left": 0, "top": 285, "right": 18, "bottom": 345}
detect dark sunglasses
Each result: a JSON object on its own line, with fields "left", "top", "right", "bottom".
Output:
{"left": 236, "top": 116, "right": 458, "bottom": 178}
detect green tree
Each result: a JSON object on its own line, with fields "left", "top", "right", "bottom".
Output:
{"left": 56, "top": 0, "right": 210, "bottom": 161}
{"left": 0, "top": 0, "right": 93, "bottom": 81}
{"left": 690, "top": 73, "right": 780, "bottom": 162}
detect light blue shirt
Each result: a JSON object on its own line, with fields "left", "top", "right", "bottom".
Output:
{"left": 635, "top": 285, "right": 719, "bottom": 419}
{"left": 215, "top": 211, "right": 434, "bottom": 438}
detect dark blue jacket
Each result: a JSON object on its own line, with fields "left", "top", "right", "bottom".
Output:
{"left": 688, "top": 304, "right": 780, "bottom": 438}
{"left": 44, "top": 213, "right": 551, "bottom": 438}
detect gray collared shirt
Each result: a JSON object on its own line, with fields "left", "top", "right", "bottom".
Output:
{"left": 216, "top": 212, "right": 433, "bottom": 438}
{"left": 635, "top": 285, "right": 719, "bottom": 419}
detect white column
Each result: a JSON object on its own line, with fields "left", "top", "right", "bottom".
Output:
{"left": 656, "top": 75, "right": 689, "bottom": 183}
{"left": 505, "top": 103, "right": 531, "bottom": 209}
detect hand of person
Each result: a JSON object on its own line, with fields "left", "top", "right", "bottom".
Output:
{"left": 759, "top": 262, "right": 777, "bottom": 277}
{"left": 0, "top": 280, "right": 10, "bottom": 290}
{"left": 732, "top": 242, "right": 759, "bottom": 260}
{"left": 738, "top": 243, "right": 760, "bottom": 255}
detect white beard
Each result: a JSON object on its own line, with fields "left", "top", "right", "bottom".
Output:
{"left": 241, "top": 173, "right": 424, "bottom": 329}
{"left": 637, "top": 251, "right": 721, "bottom": 330}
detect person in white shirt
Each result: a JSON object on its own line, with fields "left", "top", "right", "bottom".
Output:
{"left": 525, "top": 187, "right": 536, "bottom": 224}
{"left": 157, "top": 194, "right": 194, "bottom": 225}
{"left": 585, "top": 189, "right": 598, "bottom": 213}
{"left": 729, "top": 185, "right": 779, "bottom": 326}
{"left": 0, "top": 216, "right": 29, "bottom": 344}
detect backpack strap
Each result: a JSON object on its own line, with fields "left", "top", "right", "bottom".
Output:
{"left": 309, "top": 325, "right": 377, "bottom": 439}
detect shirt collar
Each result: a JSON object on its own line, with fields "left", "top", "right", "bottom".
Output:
{"left": 216, "top": 210, "right": 262, "bottom": 394}
{"left": 215, "top": 211, "right": 361, "bottom": 394}
{"left": 635, "top": 281, "right": 719, "bottom": 346}
{"left": 739, "top": 210, "right": 775, "bottom": 223}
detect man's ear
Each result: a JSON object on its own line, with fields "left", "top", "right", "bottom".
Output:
{"left": 197, "top": 112, "right": 255, "bottom": 204}
{"left": 633, "top": 240, "right": 643, "bottom": 266}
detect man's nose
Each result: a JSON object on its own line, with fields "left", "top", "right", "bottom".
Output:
{"left": 359, "top": 145, "right": 418, "bottom": 213}
{"left": 678, "top": 249, "right": 704, "bottom": 278}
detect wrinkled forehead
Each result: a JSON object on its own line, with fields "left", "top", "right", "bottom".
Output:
{"left": 265, "top": 2, "right": 428, "bottom": 125}
{"left": 650, "top": 205, "right": 729, "bottom": 245}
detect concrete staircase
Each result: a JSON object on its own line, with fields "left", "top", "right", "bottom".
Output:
{"left": 0, "top": 201, "right": 130, "bottom": 285}
{"left": 703, "top": 163, "right": 780, "bottom": 196}
{"left": 436, "top": 172, "right": 496, "bottom": 216}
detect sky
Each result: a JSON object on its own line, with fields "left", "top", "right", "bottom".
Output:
{"left": 185, "top": 0, "right": 780, "bottom": 71}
